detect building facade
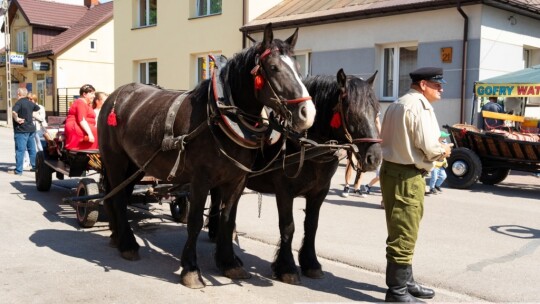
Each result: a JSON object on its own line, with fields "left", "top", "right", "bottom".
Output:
{"left": 0, "top": 0, "right": 113, "bottom": 121}
{"left": 241, "top": 0, "right": 540, "bottom": 127}
{"left": 113, "top": 0, "right": 281, "bottom": 91}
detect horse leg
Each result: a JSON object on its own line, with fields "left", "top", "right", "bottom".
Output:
{"left": 103, "top": 157, "right": 142, "bottom": 260}
{"left": 206, "top": 187, "right": 222, "bottom": 242}
{"left": 298, "top": 191, "right": 326, "bottom": 279}
{"left": 272, "top": 194, "right": 301, "bottom": 284}
{"left": 215, "top": 182, "right": 251, "bottom": 280}
{"left": 180, "top": 182, "right": 209, "bottom": 289}
{"left": 102, "top": 173, "right": 118, "bottom": 248}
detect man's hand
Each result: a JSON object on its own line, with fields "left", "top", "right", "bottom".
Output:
{"left": 443, "top": 143, "right": 454, "bottom": 157}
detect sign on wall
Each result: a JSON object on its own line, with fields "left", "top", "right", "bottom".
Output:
{"left": 32, "top": 61, "right": 50, "bottom": 71}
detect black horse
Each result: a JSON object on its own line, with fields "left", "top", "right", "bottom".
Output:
{"left": 97, "top": 23, "right": 316, "bottom": 289}
{"left": 208, "top": 69, "right": 382, "bottom": 284}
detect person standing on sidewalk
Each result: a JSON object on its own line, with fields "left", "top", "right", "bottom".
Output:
{"left": 379, "top": 67, "right": 453, "bottom": 302}
{"left": 10, "top": 88, "right": 40, "bottom": 175}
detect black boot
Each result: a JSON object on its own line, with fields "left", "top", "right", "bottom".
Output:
{"left": 385, "top": 262, "right": 424, "bottom": 302}
{"left": 407, "top": 267, "right": 435, "bottom": 299}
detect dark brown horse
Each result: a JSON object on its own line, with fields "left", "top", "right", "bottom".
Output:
{"left": 97, "top": 23, "right": 316, "bottom": 288}
{"left": 208, "top": 69, "right": 381, "bottom": 284}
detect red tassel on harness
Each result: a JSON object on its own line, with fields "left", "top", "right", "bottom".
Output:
{"left": 107, "top": 109, "right": 117, "bottom": 126}
{"left": 330, "top": 112, "right": 341, "bottom": 128}
{"left": 254, "top": 74, "right": 265, "bottom": 90}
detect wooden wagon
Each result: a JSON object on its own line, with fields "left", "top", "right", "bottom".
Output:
{"left": 443, "top": 124, "right": 540, "bottom": 188}
{"left": 443, "top": 65, "right": 540, "bottom": 189}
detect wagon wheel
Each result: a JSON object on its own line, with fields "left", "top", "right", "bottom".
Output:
{"left": 170, "top": 195, "right": 189, "bottom": 224}
{"left": 35, "top": 151, "right": 52, "bottom": 192}
{"left": 445, "top": 147, "right": 482, "bottom": 189}
{"left": 75, "top": 178, "right": 100, "bottom": 228}
{"left": 479, "top": 168, "right": 510, "bottom": 185}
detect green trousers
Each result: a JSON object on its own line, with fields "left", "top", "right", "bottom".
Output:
{"left": 380, "top": 160, "right": 425, "bottom": 265}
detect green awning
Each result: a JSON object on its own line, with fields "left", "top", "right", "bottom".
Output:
{"left": 474, "top": 65, "right": 540, "bottom": 97}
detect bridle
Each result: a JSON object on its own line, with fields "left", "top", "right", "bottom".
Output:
{"left": 333, "top": 89, "right": 382, "bottom": 171}
{"left": 251, "top": 47, "right": 312, "bottom": 124}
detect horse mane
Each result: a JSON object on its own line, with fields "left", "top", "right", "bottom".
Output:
{"left": 304, "top": 74, "right": 380, "bottom": 139}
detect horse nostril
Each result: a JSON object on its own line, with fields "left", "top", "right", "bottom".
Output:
{"left": 299, "top": 104, "right": 307, "bottom": 120}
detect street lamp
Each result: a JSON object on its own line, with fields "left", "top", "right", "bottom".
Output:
{"left": 0, "top": 0, "right": 11, "bottom": 127}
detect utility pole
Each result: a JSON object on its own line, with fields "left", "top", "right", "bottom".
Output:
{"left": 1, "top": 0, "right": 11, "bottom": 127}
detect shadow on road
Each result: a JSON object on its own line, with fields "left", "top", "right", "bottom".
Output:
{"left": 490, "top": 224, "right": 540, "bottom": 239}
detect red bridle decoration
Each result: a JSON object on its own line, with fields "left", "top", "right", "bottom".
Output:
{"left": 107, "top": 108, "right": 117, "bottom": 126}
{"left": 330, "top": 112, "right": 342, "bottom": 128}
{"left": 251, "top": 48, "right": 275, "bottom": 91}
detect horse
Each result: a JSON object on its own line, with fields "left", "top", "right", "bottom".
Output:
{"left": 207, "top": 68, "right": 382, "bottom": 284}
{"left": 97, "top": 23, "right": 316, "bottom": 289}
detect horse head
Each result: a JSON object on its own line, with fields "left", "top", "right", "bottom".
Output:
{"left": 307, "top": 69, "right": 382, "bottom": 172}
{"left": 225, "top": 23, "right": 315, "bottom": 134}
{"left": 337, "top": 69, "right": 382, "bottom": 171}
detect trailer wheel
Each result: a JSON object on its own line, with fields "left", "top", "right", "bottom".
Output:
{"left": 76, "top": 178, "right": 100, "bottom": 228}
{"left": 480, "top": 168, "right": 510, "bottom": 185}
{"left": 36, "top": 151, "right": 52, "bottom": 192}
{"left": 170, "top": 196, "right": 189, "bottom": 224}
{"left": 445, "top": 147, "right": 482, "bottom": 189}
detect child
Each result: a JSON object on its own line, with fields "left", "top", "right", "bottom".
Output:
{"left": 426, "top": 131, "right": 450, "bottom": 195}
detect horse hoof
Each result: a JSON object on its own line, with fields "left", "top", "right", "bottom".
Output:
{"left": 223, "top": 267, "right": 251, "bottom": 280}
{"left": 120, "top": 250, "right": 140, "bottom": 261}
{"left": 280, "top": 273, "right": 301, "bottom": 285}
{"left": 180, "top": 270, "right": 205, "bottom": 289}
{"left": 302, "top": 268, "right": 324, "bottom": 279}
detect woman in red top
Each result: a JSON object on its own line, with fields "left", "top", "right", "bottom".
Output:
{"left": 64, "top": 84, "right": 98, "bottom": 150}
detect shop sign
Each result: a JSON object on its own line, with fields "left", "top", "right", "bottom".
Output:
{"left": 475, "top": 83, "right": 540, "bottom": 97}
{"left": 33, "top": 61, "right": 50, "bottom": 71}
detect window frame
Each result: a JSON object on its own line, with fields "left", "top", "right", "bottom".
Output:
{"left": 196, "top": 0, "right": 222, "bottom": 17}
{"left": 293, "top": 52, "right": 310, "bottom": 78}
{"left": 138, "top": 0, "right": 157, "bottom": 27}
{"left": 138, "top": 60, "right": 158, "bottom": 85}
{"left": 379, "top": 43, "right": 418, "bottom": 101}
{"left": 17, "top": 30, "right": 27, "bottom": 53}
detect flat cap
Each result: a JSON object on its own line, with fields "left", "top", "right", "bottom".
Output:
{"left": 410, "top": 67, "right": 447, "bottom": 84}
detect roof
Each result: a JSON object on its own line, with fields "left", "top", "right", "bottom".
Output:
{"left": 27, "top": 1, "right": 113, "bottom": 58}
{"left": 14, "top": 0, "right": 89, "bottom": 30}
{"left": 241, "top": 0, "right": 540, "bottom": 32}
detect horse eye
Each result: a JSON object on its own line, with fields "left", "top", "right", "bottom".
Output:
{"left": 270, "top": 65, "right": 278, "bottom": 71}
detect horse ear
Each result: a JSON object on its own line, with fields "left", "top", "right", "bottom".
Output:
{"left": 262, "top": 23, "right": 274, "bottom": 48}
{"left": 367, "top": 70, "right": 378, "bottom": 86}
{"left": 337, "top": 68, "right": 347, "bottom": 90}
{"left": 285, "top": 28, "right": 299, "bottom": 49}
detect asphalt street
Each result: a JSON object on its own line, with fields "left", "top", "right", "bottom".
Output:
{"left": 1, "top": 124, "right": 539, "bottom": 303}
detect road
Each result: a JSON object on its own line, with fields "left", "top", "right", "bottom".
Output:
{"left": 1, "top": 124, "right": 539, "bottom": 303}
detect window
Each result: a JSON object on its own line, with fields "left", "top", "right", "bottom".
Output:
{"left": 139, "top": 61, "right": 158, "bottom": 84}
{"left": 380, "top": 44, "right": 417, "bottom": 100}
{"left": 293, "top": 53, "right": 310, "bottom": 78}
{"left": 196, "top": 54, "right": 217, "bottom": 83}
{"left": 17, "top": 30, "right": 27, "bottom": 53}
{"left": 524, "top": 48, "right": 532, "bottom": 68}
{"left": 196, "top": 0, "right": 222, "bottom": 17}
{"left": 90, "top": 39, "right": 97, "bottom": 51}
{"left": 138, "top": 0, "right": 157, "bottom": 27}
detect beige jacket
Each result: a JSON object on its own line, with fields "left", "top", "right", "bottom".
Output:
{"left": 381, "top": 89, "right": 446, "bottom": 172}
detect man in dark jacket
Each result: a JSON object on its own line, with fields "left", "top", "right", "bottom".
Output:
{"left": 10, "top": 88, "right": 40, "bottom": 175}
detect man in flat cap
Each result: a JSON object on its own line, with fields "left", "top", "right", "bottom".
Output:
{"left": 379, "top": 67, "right": 453, "bottom": 302}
